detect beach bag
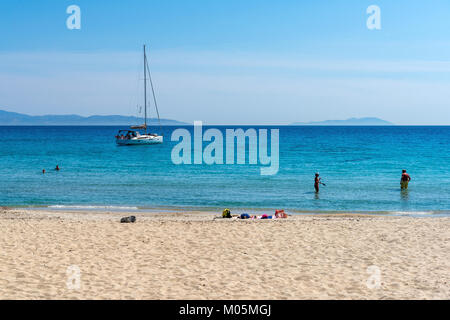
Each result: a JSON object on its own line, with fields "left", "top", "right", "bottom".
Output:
{"left": 275, "top": 210, "right": 287, "bottom": 219}
{"left": 222, "top": 208, "right": 232, "bottom": 218}
{"left": 120, "top": 216, "right": 136, "bottom": 223}
{"left": 240, "top": 213, "right": 250, "bottom": 219}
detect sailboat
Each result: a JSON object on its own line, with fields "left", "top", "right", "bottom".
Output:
{"left": 116, "top": 45, "right": 163, "bottom": 145}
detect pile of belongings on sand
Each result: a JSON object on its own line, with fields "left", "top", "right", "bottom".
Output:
{"left": 222, "top": 208, "right": 288, "bottom": 219}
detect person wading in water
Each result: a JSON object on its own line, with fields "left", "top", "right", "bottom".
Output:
{"left": 400, "top": 169, "right": 411, "bottom": 190}
{"left": 314, "top": 173, "right": 325, "bottom": 193}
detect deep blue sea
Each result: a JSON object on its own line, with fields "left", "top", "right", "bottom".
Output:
{"left": 0, "top": 126, "right": 449, "bottom": 216}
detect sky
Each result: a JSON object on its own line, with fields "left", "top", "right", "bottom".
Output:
{"left": 1, "top": 0, "right": 450, "bottom": 125}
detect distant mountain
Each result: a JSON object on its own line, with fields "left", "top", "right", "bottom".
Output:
{"left": 292, "top": 117, "right": 394, "bottom": 126}
{"left": 0, "top": 109, "right": 187, "bottom": 126}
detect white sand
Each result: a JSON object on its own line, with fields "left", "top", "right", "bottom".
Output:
{"left": 0, "top": 208, "right": 449, "bottom": 299}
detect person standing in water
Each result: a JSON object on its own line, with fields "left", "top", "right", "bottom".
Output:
{"left": 55, "top": 165, "right": 60, "bottom": 171}
{"left": 314, "top": 173, "right": 322, "bottom": 193}
{"left": 400, "top": 169, "right": 411, "bottom": 190}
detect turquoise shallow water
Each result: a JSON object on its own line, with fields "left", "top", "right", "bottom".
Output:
{"left": 0, "top": 125, "right": 449, "bottom": 215}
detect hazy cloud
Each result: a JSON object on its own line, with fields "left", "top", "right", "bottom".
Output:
{"left": 1, "top": 51, "right": 449, "bottom": 125}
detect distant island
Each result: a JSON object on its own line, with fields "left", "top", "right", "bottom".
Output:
{"left": 292, "top": 117, "right": 394, "bottom": 126}
{"left": 0, "top": 109, "right": 187, "bottom": 126}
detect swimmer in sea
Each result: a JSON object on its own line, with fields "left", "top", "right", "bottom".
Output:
{"left": 400, "top": 169, "right": 411, "bottom": 190}
{"left": 55, "top": 165, "right": 60, "bottom": 171}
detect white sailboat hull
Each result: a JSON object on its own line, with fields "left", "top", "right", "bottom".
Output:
{"left": 116, "top": 135, "right": 163, "bottom": 145}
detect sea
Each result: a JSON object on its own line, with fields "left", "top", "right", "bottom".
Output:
{"left": 0, "top": 125, "right": 449, "bottom": 216}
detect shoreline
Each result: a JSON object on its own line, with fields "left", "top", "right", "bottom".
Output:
{"left": 6, "top": 205, "right": 450, "bottom": 218}
{"left": 1, "top": 207, "right": 391, "bottom": 221}
{"left": 1, "top": 207, "right": 449, "bottom": 299}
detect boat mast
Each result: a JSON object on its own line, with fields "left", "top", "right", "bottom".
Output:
{"left": 144, "top": 44, "right": 147, "bottom": 134}
{"left": 145, "top": 47, "right": 163, "bottom": 136}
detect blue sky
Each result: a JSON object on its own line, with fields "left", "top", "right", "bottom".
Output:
{"left": 1, "top": 0, "right": 450, "bottom": 124}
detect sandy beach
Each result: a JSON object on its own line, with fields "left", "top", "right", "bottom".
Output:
{"left": 0, "top": 208, "right": 449, "bottom": 300}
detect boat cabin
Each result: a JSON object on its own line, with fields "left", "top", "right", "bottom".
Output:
{"left": 115, "top": 130, "right": 141, "bottom": 140}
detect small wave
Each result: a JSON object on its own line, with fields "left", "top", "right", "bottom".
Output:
{"left": 47, "top": 205, "right": 140, "bottom": 211}
{"left": 390, "top": 211, "right": 435, "bottom": 215}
